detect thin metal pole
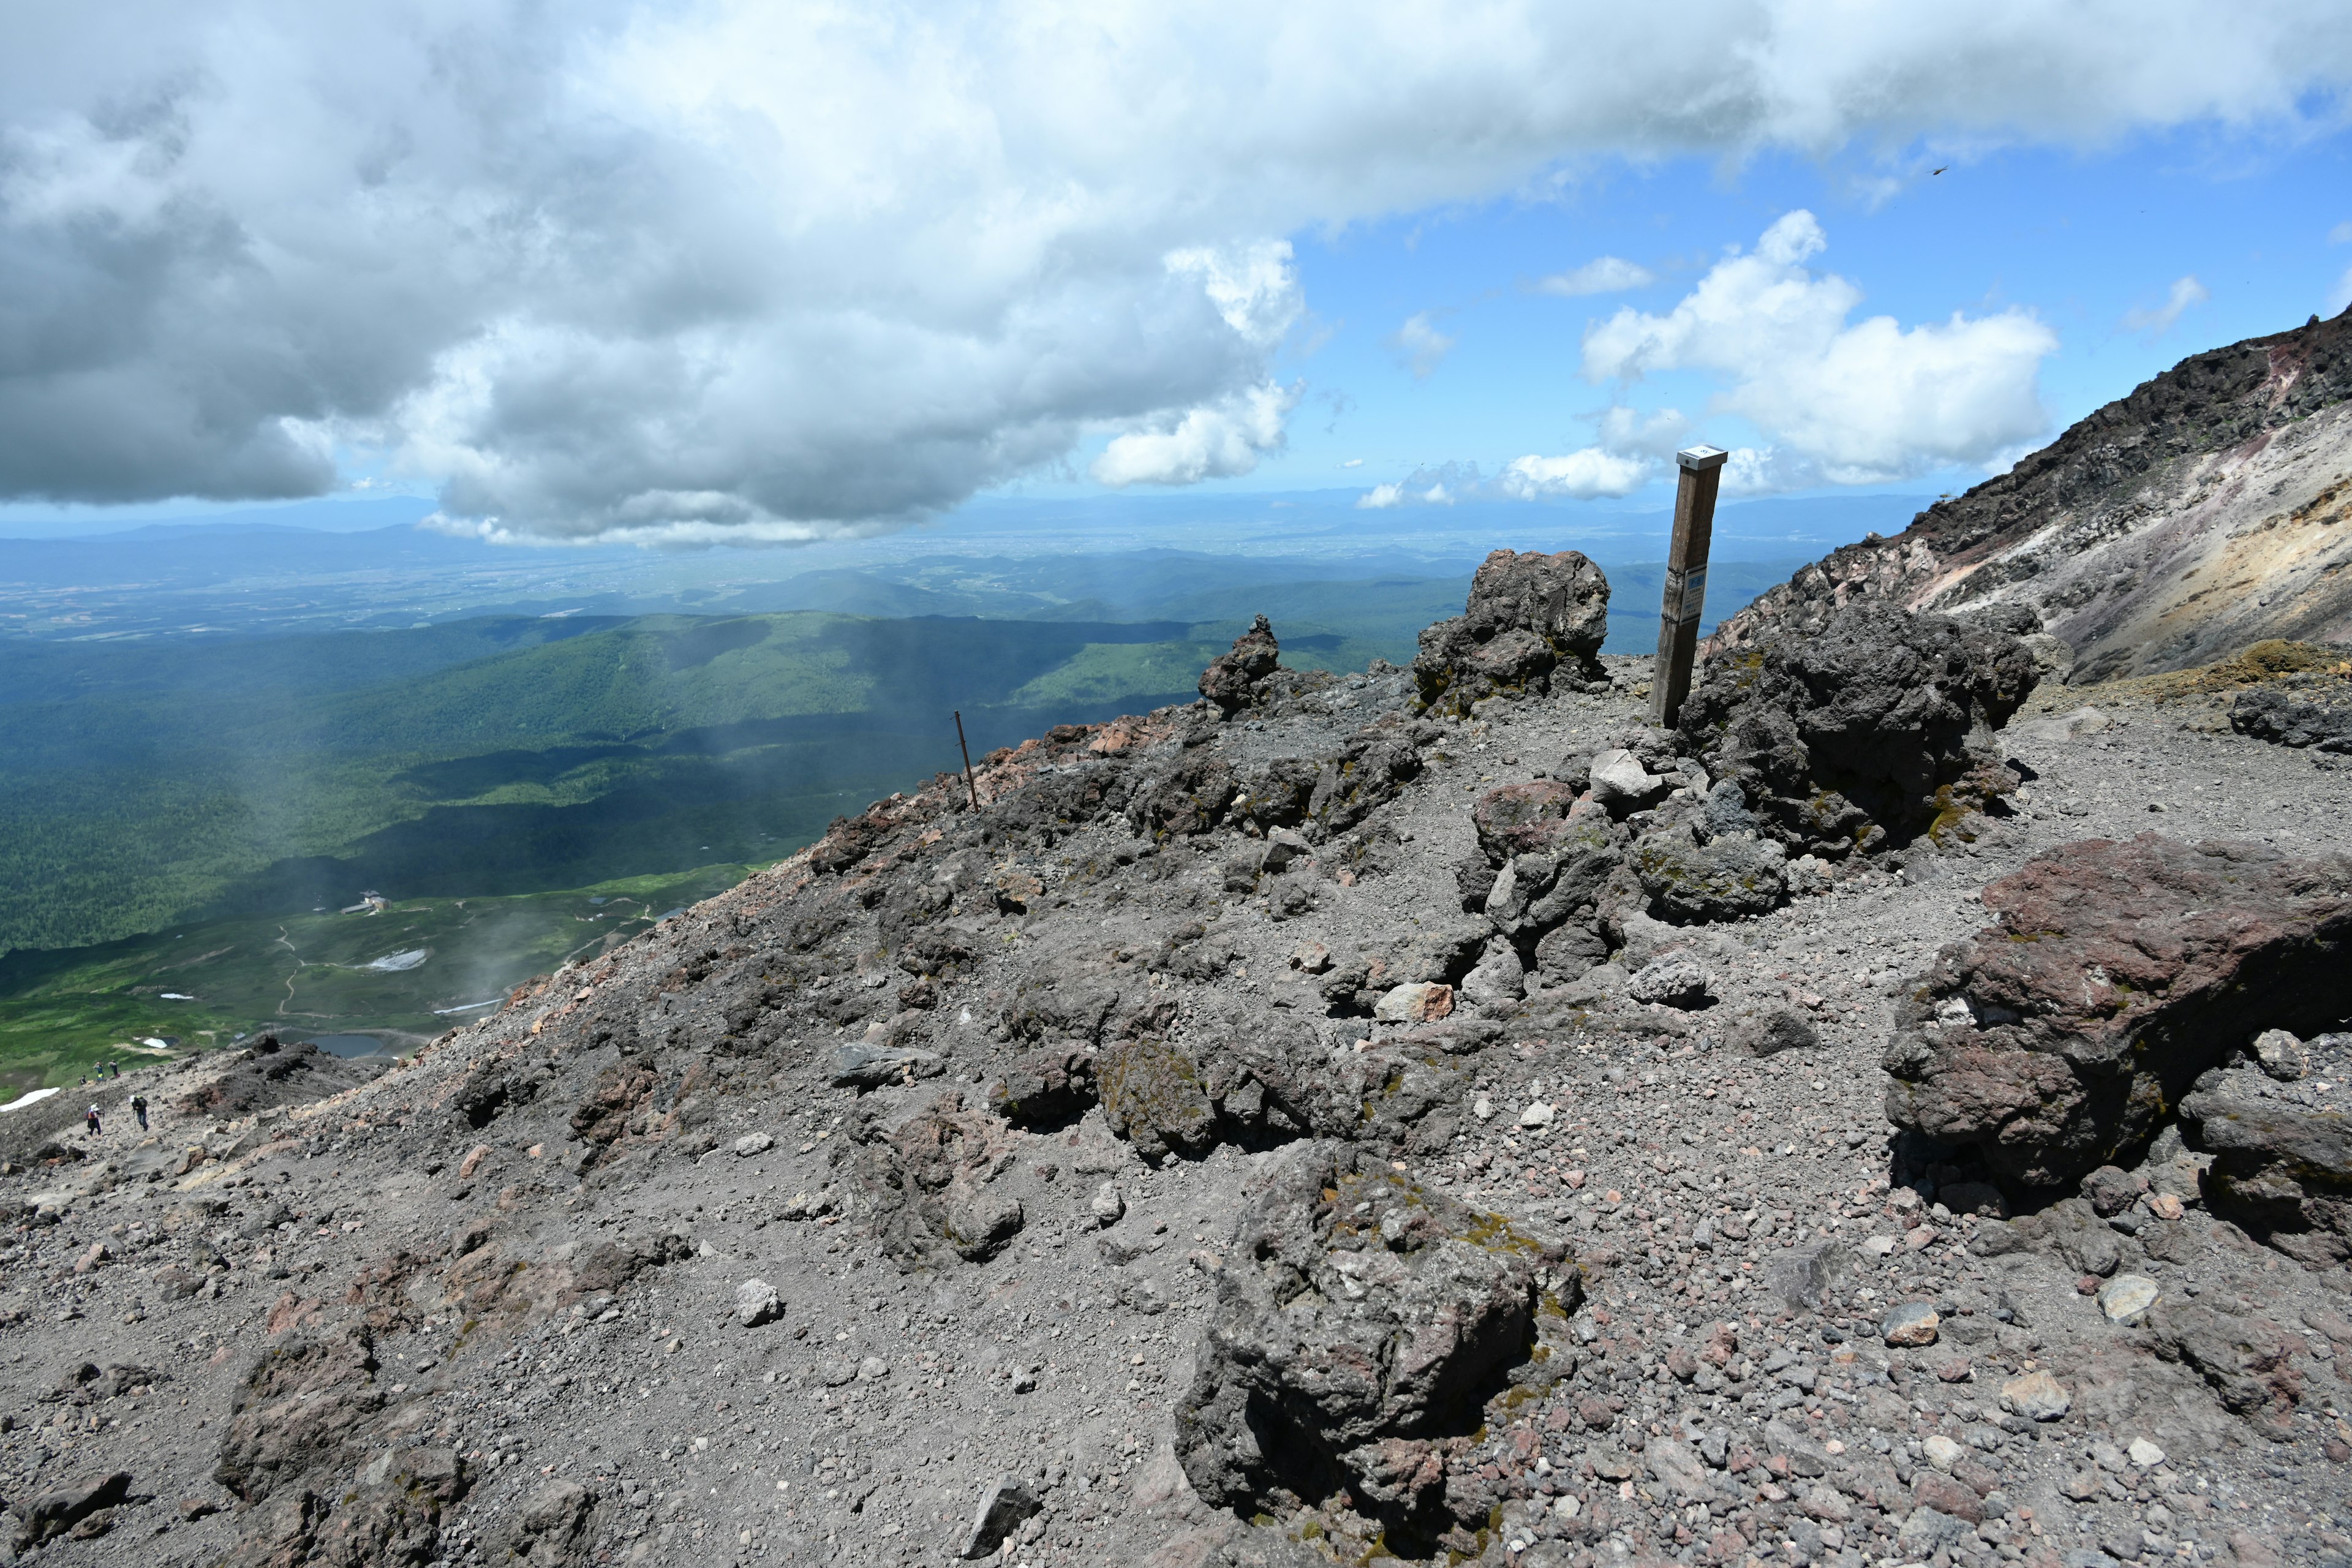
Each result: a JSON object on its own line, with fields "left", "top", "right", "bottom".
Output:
{"left": 1651, "top": 445, "right": 1728, "bottom": 728}
{"left": 954, "top": 710, "right": 981, "bottom": 810}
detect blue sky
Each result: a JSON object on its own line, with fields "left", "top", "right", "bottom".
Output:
{"left": 3, "top": 4, "right": 2350, "bottom": 545}
{"left": 1045, "top": 128, "right": 2352, "bottom": 510}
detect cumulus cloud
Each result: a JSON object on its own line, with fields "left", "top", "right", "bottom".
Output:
{"left": 1498, "top": 448, "right": 1651, "bottom": 498}
{"left": 1390, "top": 313, "right": 1458, "bottom": 379}
{"left": 1582, "top": 211, "right": 2058, "bottom": 486}
{"left": 2122, "top": 274, "right": 2211, "bottom": 338}
{"left": 2, "top": 2, "right": 2346, "bottom": 539}
{"left": 1536, "top": 256, "right": 1656, "bottom": 296}
{"left": 1091, "top": 381, "right": 1299, "bottom": 486}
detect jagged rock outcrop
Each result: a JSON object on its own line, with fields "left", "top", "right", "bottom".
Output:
{"left": 1709, "top": 309, "right": 2352, "bottom": 681}
{"left": 1414, "top": 549, "right": 1609, "bottom": 716}
{"left": 1174, "top": 1141, "right": 1577, "bottom": 1556}
{"left": 1677, "top": 601, "right": 2038, "bottom": 856}
{"left": 2179, "top": 1030, "right": 2352, "bottom": 1266}
{"left": 1200, "top": 615, "right": 1283, "bottom": 712}
{"left": 1885, "top": 834, "right": 2352, "bottom": 1191}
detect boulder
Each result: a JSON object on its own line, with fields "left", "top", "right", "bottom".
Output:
{"left": 1677, "top": 601, "right": 2038, "bottom": 856}
{"left": 735, "top": 1278, "right": 784, "bottom": 1329}
{"left": 1097, "top": 1040, "right": 1221, "bottom": 1163}
{"left": 1626, "top": 955, "right": 1711, "bottom": 1009}
{"left": 1587, "top": 750, "right": 1671, "bottom": 816}
{"left": 1883, "top": 834, "right": 2352, "bottom": 1191}
{"left": 495, "top": 1479, "right": 598, "bottom": 1567}
{"left": 1175, "top": 1142, "right": 1578, "bottom": 1553}
{"left": 214, "top": 1325, "right": 385, "bottom": 1504}
{"left": 1414, "top": 549, "right": 1609, "bottom": 716}
{"left": 987, "top": 1047, "right": 1098, "bottom": 1127}
{"left": 827, "top": 1043, "right": 945, "bottom": 1091}
{"left": 1732, "top": 1008, "right": 1819, "bottom": 1058}
{"left": 10, "top": 1471, "right": 130, "bottom": 1552}
{"left": 846, "top": 1092, "right": 1025, "bottom": 1267}
{"left": 2230, "top": 680, "right": 2352, "bottom": 754}
{"left": 1200, "top": 616, "right": 1283, "bottom": 714}
{"left": 1626, "top": 824, "right": 1787, "bottom": 924}
{"left": 2179, "top": 1033, "right": 2352, "bottom": 1265}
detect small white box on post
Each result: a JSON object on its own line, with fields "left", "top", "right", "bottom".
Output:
{"left": 1651, "top": 444, "right": 1728, "bottom": 728}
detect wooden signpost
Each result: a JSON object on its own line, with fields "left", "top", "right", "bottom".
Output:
{"left": 1651, "top": 444, "right": 1728, "bottom": 728}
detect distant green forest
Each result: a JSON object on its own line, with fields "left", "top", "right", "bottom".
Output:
{"left": 0, "top": 610, "right": 1256, "bottom": 955}
{"left": 0, "top": 554, "right": 1806, "bottom": 959}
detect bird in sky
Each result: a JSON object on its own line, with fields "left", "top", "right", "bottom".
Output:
{"left": 1932, "top": 166, "right": 1948, "bottom": 175}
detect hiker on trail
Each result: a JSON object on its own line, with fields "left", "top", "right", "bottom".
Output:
{"left": 85, "top": 1104, "right": 101, "bottom": 1136}
{"left": 131, "top": 1094, "right": 149, "bottom": 1131}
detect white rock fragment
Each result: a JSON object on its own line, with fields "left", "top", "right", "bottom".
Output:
{"left": 1518, "top": 1101, "right": 1556, "bottom": 1129}
{"left": 2097, "top": 1273, "right": 2160, "bottom": 1326}
{"left": 735, "top": 1278, "right": 783, "bottom": 1329}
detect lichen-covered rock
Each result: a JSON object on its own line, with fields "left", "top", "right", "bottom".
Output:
{"left": 1098, "top": 1039, "right": 1221, "bottom": 1162}
{"left": 1677, "top": 601, "right": 2038, "bottom": 856}
{"left": 1175, "top": 1141, "right": 1578, "bottom": 1553}
{"left": 2179, "top": 1034, "right": 2352, "bottom": 1265}
{"left": 1627, "top": 823, "right": 1787, "bottom": 924}
{"left": 845, "top": 1092, "right": 1025, "bottom": 1267}
{"left": 1200, "top": 616, "right": 1282, "bottom": 713}
{"left": 1414, "top": 550, "right": 1609, "bottom": 716}
{"left": 1884, "top": 834, "right": 2352, "bottom": 1191}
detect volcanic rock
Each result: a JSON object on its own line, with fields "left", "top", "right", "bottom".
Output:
{"left": 1200, "top": 616, "right": 1283, "bottom": 714}
{"left": 2179, "top": 1031, "right": 2352, "bottom": 1264}
{"left": 1677, "top": 600, "right": 2038, "bottom": 856}
{"left": 1413, "top": 549, "right": 1609, "bottom": 716}
{"left": 1174, "top": 1140, "right": 1577, "bottom": 1551}
{"left": 1884, "top": 833, "right": 2352, "bottom": 1190}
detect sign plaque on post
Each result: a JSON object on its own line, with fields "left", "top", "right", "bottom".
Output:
{"left": 1650, "top": 445, "right": 1728, "bottom": 728}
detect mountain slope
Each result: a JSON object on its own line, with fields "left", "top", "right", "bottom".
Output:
{"left": 1711, "top": 308, "right": 2352, "bottom": 680}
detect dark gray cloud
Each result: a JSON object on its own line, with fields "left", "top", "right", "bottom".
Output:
{"left": 1, "top": 1, "right": 2345, "bottom": 541}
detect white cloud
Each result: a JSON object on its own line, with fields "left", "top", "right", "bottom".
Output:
{"left": 1582, "top": 211, "right": 2058, "bottom": 487}
{"left": 1341, "top": 457, "right": 1363, "bottom": 467}
{"left": 1536, "top": 256, "right": 1656, "bottom": 296}
{"left": 1498, "top": 448, "right": 1651, "bottom": 499}
{"left": 1, "top": 2, "right": 2346, "bottom": 538}
{"left": 2122, "top": 274, "right": 2210, "bottom": 337}
{"left": 1357, "top": 482, "right": 1404, "bottom": 509}
{"left": 1391, "top": 313, "right": 1458, "bottom": 378}
{"left": 2329, "top": 220, "right": 2352, "bottom": 244}
{"left": 1091, "top": 381, "right": 1299, "bottom": 487}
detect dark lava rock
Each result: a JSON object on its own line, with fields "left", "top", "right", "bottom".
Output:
{"left": 1414, "top": 549, "right": 1609, "bottom": 717}
{"left": 1174, "top": 1140, "right": 1578, "bottom": 1553}
{"left": 1884, "top": 834, "right": 2352, "bottom": 1191}
{"left": 2179, "top": 1032, "right": 2352, "bottom": 1265}
{"left": 2231, "top": 677, "right": 2352, "bottom": 753}
{"left": 987, "top": 1047, "right": 1099, "bottom": 1127}
{"left": 846, "top": 1092, "right": 1025, "bottom": 1267}
{"left": 10, "top": 1471, "right": 130, "bottom": 1551}
{"left": 1200, "top": 615, "right": 1283, "bottom": 713}
{"left": 1626, "top": 821, "right": 1788, "bottom": 924}
{"left": 1677, "top": 601, "right": 2037, "bottom": 856}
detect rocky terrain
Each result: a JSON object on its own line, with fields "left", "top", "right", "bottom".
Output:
{"left": 1, "top": 548, "right": 2350, "bottom": 1568}
{"left": 1710, "top": 309, "right": 2352, "bottom": 685}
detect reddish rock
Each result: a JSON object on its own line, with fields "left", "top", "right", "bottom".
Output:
{"left": 1883, "top": 834, "right": 2352, "bottom": 1189}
